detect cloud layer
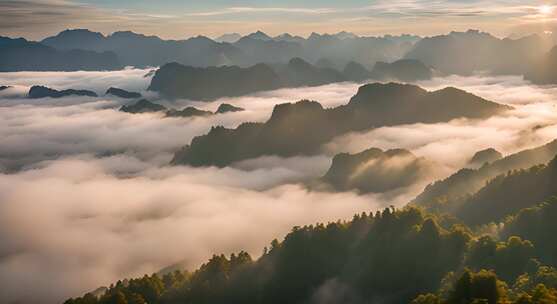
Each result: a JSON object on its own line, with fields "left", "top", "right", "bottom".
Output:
{"left": 1, "top": 71, "right": 557, "bottom": 304}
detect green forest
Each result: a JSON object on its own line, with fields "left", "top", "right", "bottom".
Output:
{"left": 65, "top": 190, "right": 557, "bottom": 304}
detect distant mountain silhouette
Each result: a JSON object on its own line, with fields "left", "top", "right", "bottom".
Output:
{"left": 343, "top": 61, "right": 372, "bottom": 81}
{"left": 105, "top": 87, "right": 142, "bottom": 99}
{"left": 370, "top": 59, "right": 433, "bottom": 82}
{"left": 39, "top": 29, "right": 419, "bottom": 70}
{"left": 0, "top": 36, "right": 121, "bottom": 71}
{"left": 149, "top": 58, "right": 350, "bottom": 100}
{"left": 119, "top": 99, "right": 166, "bottom": 113}
{"left": 172, "top": 83, "right": 510, "bottom": 167}
{"left": 28, "top": 85, "right": 98, "bottom": 98}
{"left": 273, "top": 58, "right": 345, "bottom": 87}
{"left": 405, "top": 30, "right": 551, "bottom": 75}
{"left": 413, "top": 139, "right": 557, "bottom": 208}
{"left": 303, "top": 32, "right": 419, "bottom": 71}
{"left": 316, "top": 148, "right": 433, "bottom": 193}
{"left": 215, "top": 33, "right": 242, "bottom": 43}
{"left": 42, "top": 29, "right": 243, "bottom": 68}
{"left": 215, "top": 103, "right": 244, "bottom": 113}
{"left": 233, "top": 36, "right": 303, "bottom": 65}
{"left": 525, "top": 46, "right": 557, "bottom": 84}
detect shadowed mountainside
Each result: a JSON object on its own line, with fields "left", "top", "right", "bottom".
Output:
{"left": 370, "top": 59, "right": 433, "bottom": 82}
{"left": 172, "top": 83, "right": 511, "bottom": 167}
{"left": 149, "top": 58, "right": 434, "bottom": 101}
{"left": 148, "top": 62, "right": 282, "bottom": 100}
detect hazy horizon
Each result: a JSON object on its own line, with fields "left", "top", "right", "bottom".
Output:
{"left": 2, "top": 0, "right": 557, "bottom": 40}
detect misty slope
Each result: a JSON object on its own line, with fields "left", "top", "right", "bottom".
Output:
{"left": 453, "top": 156, "right": 557, "bottom": 226}
{"left": 413, "top": 139, "right": 557, "bottom": 209}
{"left": 342, "top": 59, "right": 434, "bottom": 82}
{"left": 172, "top": 83, "right": 510, "bottom": 167}
{"left": 316, "top": 148, "right": 433, "bottom": 193}
{"left": 405, "top": 30, "right": 551, "bottom": 76}
{"left": 467, "top": 148, "right": 503, "bottom": 168}
{"left": 0, "top": 36, "right": 121, "bottom": 71}
{"left": 525, "top": 45, "right": 557, "bottom": 85}
{"left": 370, "top": 59, "right": 433, "bottom": 82}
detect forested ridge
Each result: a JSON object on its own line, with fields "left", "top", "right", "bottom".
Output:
{"left": 65, "top": 196, "right": 557, "bottom": 304}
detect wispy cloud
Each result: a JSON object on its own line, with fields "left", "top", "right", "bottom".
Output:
{"left": 188, "top": 6, "right": 337, "bottom": 17}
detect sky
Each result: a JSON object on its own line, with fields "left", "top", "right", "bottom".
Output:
{"left": 1, "top": 0, "right": 557, "bottom": 40}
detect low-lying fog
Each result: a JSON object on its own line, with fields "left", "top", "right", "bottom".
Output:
{"left": 1, "top": 69, "right": 557, "bottom": 304}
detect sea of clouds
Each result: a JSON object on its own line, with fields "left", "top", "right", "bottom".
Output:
{"left": 1, "top": 69, "right": 557, "bottom": 304}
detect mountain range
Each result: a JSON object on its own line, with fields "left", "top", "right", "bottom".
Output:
{"left": 3, "top": 29, "right": 556, "bottom": 80}
{"left": 33, "top": 29, "right": 417, "bottom": 70}
{"left": 405, "top": 29, "right": 553, "bottom": 76}
{"left": 148, "top": 58, "right": 434, "bottom": 100}
{"left": 172, "top": 83, "right": 511, "bottom": 167}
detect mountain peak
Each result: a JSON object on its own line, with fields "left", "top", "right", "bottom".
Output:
{"left": 54, "top": 29, "right": 105, "bottom": 38}
{"left": 335, "top": 31, "right": 358, "bottom": 39}
{"left": 245, "top": 31, "right": 272, "bottom": 41}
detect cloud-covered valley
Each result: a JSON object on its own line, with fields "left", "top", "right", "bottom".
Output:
{"left": 2, "top": 70, "right": 557, "bottom": 304}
